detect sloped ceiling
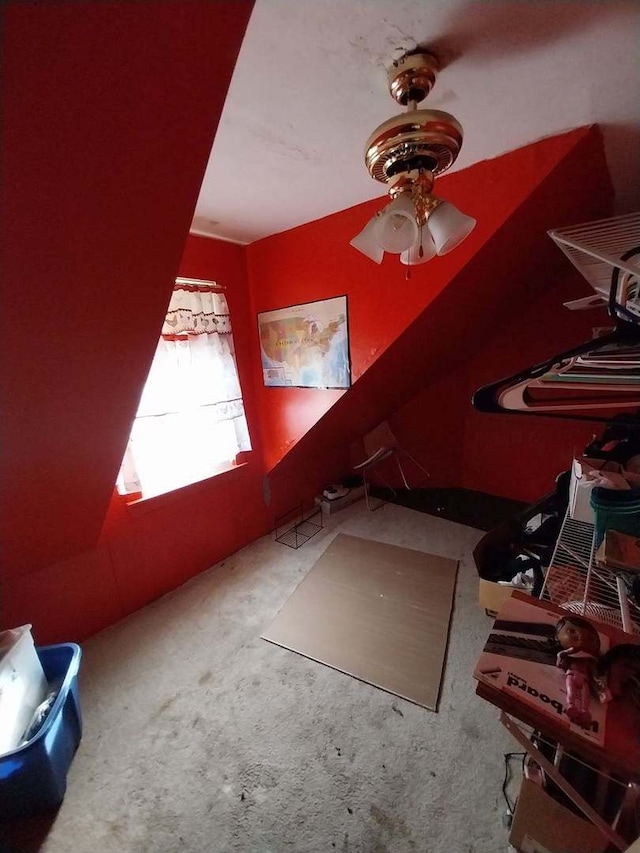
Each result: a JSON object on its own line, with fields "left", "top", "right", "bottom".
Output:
{"left": 1, "top": 2, "right": 254, "bottom": 576}
{"left": 194, "top": 0, "right": 640, "bottom": 244}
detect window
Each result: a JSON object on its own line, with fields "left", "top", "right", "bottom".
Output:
{"left": 116, "top": 278, "right": 251, "bottom": 500}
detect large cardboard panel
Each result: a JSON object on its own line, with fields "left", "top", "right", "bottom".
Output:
{"left": 262, "top": 533, "right": 458, "bottom": 709}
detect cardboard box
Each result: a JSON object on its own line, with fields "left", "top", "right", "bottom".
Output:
{"left": 595, "top": 530, "right": 640, "bottom": 573}
{"left": 478, "top": 578, "right": 521, "bottom": 614}
{"left": 509, "top": 777, "right": 607, "bottom": 853}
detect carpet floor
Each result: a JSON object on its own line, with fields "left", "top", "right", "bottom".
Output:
{"left": 5, "top": 501, "right": 516, "bottom": 853}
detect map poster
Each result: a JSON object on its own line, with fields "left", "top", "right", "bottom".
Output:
{"left": 258, "top": 296, "right": 351, "bottom": 389}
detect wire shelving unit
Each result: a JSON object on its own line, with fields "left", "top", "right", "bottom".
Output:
{"left": 548, "top": 212, "right": 640, "bottom": 319}
{"left": 541, "top": 510, "right": 640, "bottom": 634}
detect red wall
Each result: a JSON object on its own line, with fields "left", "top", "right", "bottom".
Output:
{"left": 391, "top": 365, "right": 469, "bottom": 489}
{"left": 459, "top": 274, "right": 610, "bottom": 502}
{"left": 247, "top": 126, "right": 615, "bottom": 500}
{"left": 0, "top": 3, "right": 259, "bottom": 640}
{"left": 394, "top": 272, "right": 610, "bottom": 503}
{"left": 0, "top": 3, "right": 621, "bottom": 650}
{"left": 1, "top": 1, "right": 254, "bottom": 579}
{"left": 246, "top": 126, "right": 613, "bottom": 474}
{"left": 4, "top": 236, "right": 271, "bottom": 642}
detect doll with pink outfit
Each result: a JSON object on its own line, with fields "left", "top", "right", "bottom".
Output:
{"left": 556, "top": 615, "right": 611, "bottom": 727}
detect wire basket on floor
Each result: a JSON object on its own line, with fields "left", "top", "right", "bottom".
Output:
{"left": 273, "top": 502, "right": 323, "bottom": 549}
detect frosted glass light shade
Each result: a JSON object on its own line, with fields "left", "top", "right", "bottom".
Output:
{"left": 373, "top": 195, "right": 418, "bottom": 254}
{"left": 350, "top": 216, "right": 384, "bottom": 263}
{"left": 428, "top": 201, "right": 476, "bottom": 255}
{"left": 400, "top": 230, "right": 437, "bottom": 266}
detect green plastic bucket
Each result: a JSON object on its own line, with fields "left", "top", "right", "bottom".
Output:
{"left": 590, "top": 487, "right": 640, "bottom": 546}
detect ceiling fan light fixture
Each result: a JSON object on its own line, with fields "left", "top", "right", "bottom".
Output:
{"left": 351, "top": 49, "right": 475, "bottom": 272}
{"left": 350, "top": 215, "right": 384, "bottom": 263}
{"left": 374, "top": 195, "right": 419, "bottom": 253}
{"left": 427, "top": 201, "right": 477, "bottom": 255}
{"left": 401, "top": 230, "right": 437, "bottom": 266}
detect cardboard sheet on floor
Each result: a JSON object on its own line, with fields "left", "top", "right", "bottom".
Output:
{"left": 261, "top": 533, "right": 458, "bottom": 710}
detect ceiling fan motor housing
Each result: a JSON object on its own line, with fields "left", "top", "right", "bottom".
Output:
{"left": 364, "top": 109, "right": 463, "bottom": 184}
{"left": 365, "top": 51, "right": 463, "bottom": 187}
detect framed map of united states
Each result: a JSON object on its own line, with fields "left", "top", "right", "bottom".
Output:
{"left": 258, "top": 296, "right": 351, "bottom": 389}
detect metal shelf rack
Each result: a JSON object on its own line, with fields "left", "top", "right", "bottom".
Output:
{"left": 541, "top": 510, "right": 640, "bottom": 634}
{"left": 548, "top": 212, "right": 640, "bottom": 319}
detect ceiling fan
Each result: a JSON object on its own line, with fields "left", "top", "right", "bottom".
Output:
{"left": 350, "top": 50, "right": 476, "bottom": 271}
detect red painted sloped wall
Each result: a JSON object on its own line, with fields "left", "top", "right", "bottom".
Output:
{"left": 1, "top": 73, "right": 616, "bottom": 652}
{"left": 4, "top": 236, "right": 270, "bottom": 643}
{"left": 248, "top": 126, "right": 614, "bottom": 511}
{"left": 389, "top": 130, "right": 617, "bottom": 504}
{"left": 1, "top": 3, "right": 257, "bottom": 641}
{"left": 459, "top": 273, "right": 611, "bottom": 503}
{"left": 394, "top": 270, "right": 611, "bottom": 504}
{"left": 390, "top": 363, "right": 470, "bottom": 489}
{"left": 1, "top": 1, "right": 254, "bottom": 580}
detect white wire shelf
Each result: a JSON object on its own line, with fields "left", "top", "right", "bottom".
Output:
{"left": 541, "top": 510, "right": 640, "bottom": 634}
{"left": 548, "top": 212, "right": 640, "bottom": 318}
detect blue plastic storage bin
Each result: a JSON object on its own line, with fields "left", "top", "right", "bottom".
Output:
{"left": 0, "top": 643, "right": 82, "bottom": 819}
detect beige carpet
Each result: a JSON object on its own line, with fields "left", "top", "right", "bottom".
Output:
{"left": 15, "top": 503, "right": 516, "bottom": 853}
{"left": 262, "top": 533, "right": 458, "bottom": 710}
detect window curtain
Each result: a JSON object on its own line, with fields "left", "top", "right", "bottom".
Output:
{"left": 117, "top": 280, "right": 251, "bottom": 499}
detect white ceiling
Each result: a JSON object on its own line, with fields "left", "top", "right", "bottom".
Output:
{"left": 192, "top": 0, "right": 640, "bottom": 245}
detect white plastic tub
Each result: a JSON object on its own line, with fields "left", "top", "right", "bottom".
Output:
{"left": 0, "top": 625, "right": 48, "bottom": 756}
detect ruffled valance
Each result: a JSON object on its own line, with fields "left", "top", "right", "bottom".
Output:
{"left": 161, "top": 282, "right": 231, "bottom": 337}
{"left": 117, "top": 279, "right": 251, "bottom": 499}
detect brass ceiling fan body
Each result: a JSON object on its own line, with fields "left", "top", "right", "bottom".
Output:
{"left": 364, "top": 51, "right": 464, "bottom": 190}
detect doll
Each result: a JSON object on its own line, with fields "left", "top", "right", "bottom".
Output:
{"left": 598, "top": 643, "right": 640, "bottom": 704}
{"left": 556, "top": 615, "right": 609, "bottom": 727}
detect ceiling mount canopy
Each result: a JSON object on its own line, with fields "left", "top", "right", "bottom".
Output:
{"left": 387, "top": 51, "right": 438, "bottom": 106}
{"left": 351, "top": 50, "right": 476, "bottom": 272}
